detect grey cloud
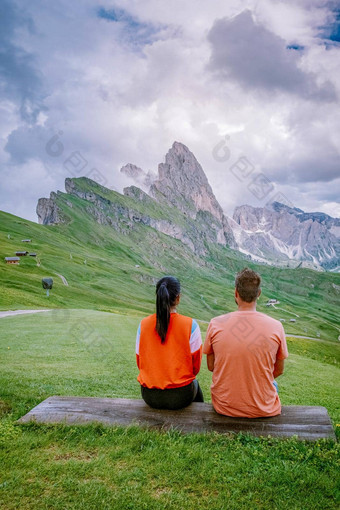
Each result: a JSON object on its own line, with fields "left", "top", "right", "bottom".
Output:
{"left": 207, "top": 10, "right": 337, "bottom": 101}
{"left": 287, "top": 150, "right": 340, "bottom": 184}
{"left": 4, "top": 125, "right": 50, "bottom": 165}
{"left": 265, "top": 149, "right": 340, "bottom": 186}
{"left": 0, "top": 0, "right": 49, "bottom": 123}
{"left": 301, "top": 179, "right": 340, "bottom": 203}
{"left": 0, "top": 1, "right": 339, "bottom": 224}
{"left": 264, "top": 118, "right": 340, "bottom": 185}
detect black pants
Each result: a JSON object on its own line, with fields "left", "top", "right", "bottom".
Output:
{"left": 141, "top": 379, "right": 204, "bottom": 410}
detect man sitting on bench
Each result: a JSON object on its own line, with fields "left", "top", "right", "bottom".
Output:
{"left": 203, "top": 268, "right": 288, "bottom": 418}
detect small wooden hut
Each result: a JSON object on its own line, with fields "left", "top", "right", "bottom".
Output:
{"left": 5, "top": 257, "right": 20, "bottom": 264}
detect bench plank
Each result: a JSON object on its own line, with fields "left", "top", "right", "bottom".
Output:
{"left": 17, "top": 396, "right": 336, "bottom": 441}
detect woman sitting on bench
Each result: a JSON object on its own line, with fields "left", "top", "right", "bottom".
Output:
{"left": 136, "top": 275, "right": 204, "bottom": 409}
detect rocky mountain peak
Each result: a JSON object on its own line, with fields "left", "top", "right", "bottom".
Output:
{"left": 36, "top": 142, "right": 339, "bottom": 271}
{"left": 121, "top": 163, "right": 144, "bottom": 180}
{"left": 232, "top": 202, "right": 340, "bottom": 271}
{"left": 120, "top": 163, "right": 155, "bottom": 188}
{"left": 150, "top": 141, "right": 224, "bottom": 222}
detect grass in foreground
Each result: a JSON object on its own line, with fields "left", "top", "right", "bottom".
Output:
{"left": 1, "top": 421, "right": 339, "bottom": 510}
{"left": 0, "top": 310, "right": 339, "bottom": 509}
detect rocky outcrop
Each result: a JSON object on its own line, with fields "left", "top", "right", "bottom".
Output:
{"left": 120, "top": 143, "right": 236, "bottom": 246}
{"left": 123, "top": 185, "right": 155, "bottom": 204}
{"left": 232, "top": 202, "right": 340, "bottom": 270}
{"left": 66, "top": 181, "right": 199, "bottom": 252}
{"left": 65, "top": 177, "right": 99, "bottom": 202}
{"left": 38, "top": 165, "right": 235, "bottom": 256}
{"left": 36, "top": 142, "right": 339, "bottom": 271}
{"left": 36, "top": 192, "right": 64, "bottom": 225}
{"left": 150, "top": 142, "right": 224, "bottom": 221}
{"left": 148, "top": 142, "right": 235, "bottom": 247}
{"left": 120, "top": 163, "right": 156, "bottom": 188}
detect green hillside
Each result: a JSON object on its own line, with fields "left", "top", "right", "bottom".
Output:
{"left": 0, "top": 177, "right": 339, "bottom": 342}
{"left": 1, "top": 180, "right": 339, "bottom": 509}
{"left": 0, "top": 310, "right": 339, "bottom": 509}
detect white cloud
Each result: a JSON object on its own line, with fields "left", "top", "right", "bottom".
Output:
{"left": 0, "top": 0, "right": 339, "bottom": 223}
{"left": 319, "top": 201, "right": 340, "bottom": 218}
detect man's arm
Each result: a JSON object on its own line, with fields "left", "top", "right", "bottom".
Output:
{"left": 273, "top": 358, "right": 284, "bottom": 378}
{"left": 274, "top": 323, "right": 288, "bottom": 378}
{"left": 207, "top": 353, "right": 215, "bottom": 372}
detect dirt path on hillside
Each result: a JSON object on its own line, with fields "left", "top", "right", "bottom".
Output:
{"left": 0, "top": 310, "right": 51, "bottom": 319}
{"left": 55, "top": 273, "right": 69, "bottom": 286}
{"left": 286, "top": 335, "right": 337, "bottom": 345}
{"left": 271, "top": 305, "right": 300, "bottom": 317}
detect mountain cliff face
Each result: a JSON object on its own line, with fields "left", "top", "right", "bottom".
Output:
{"left": 122, "top": 141, "right": 235, "bottom": 246}
{"left": 232, "top": 202, "right": 340, "bottom": 271}
{"left": 150, "top": 142, "right": 223, "bottom": 221}
{"left": 36, "top": 192, "right": 64, "bottom": 225}
{"left": 37, "top": 141, "right": 339, "bottom": 271}
{"left": 37, "top": 144, "right": 235, "bottom": 257}
{"left": 63, "top": 178, "right": 197, "bottom": 252}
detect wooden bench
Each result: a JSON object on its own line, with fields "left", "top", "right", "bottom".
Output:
{"left": 17, "top": 396, "right": 336, "bottom": 441}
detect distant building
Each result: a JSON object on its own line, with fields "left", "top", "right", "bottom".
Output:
{"left": 279, "top": 318, "right": 285, "bottom": 322}
{"left": 289, "top": 319, "right": 296, "bottom": 323}
{"left": 29, "top": 253, "right": 37, "bottom": 257}
{"left": 15, "top": 251, "right": 28, "bottom": 256}
{"left": 266, "top": 299, "right": 279, "bottom": 306}
{"left": 5, "top": 257, "right": 20, "bottom": 264}
{"left": 21, "top": 239, "right": 32, "bottom": 243}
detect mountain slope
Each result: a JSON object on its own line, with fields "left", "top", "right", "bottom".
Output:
{"left": 122, "top": 141, "right": 235, "bottom": 248}
{"left": 3, "top": 183, "right": 245, "bottom": 319}
{"left": 232, "top": 202, "right": 340, "bottom": 271}
{"left": 1, "top": 172, "right": 340, "bottom": 343}
{"left": 38, "top": 161, "right": 234, "bottom": 257}
{"left": 1, "top": 201, "right": 340, "bottom": 343}
{"left": 119, "top": 141, "right": 339, "bottom": 271}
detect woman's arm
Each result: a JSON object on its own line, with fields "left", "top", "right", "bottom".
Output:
{"left": 192, "top": 346, "right": 202, "bottom": 375}
{"left": 135, "top": 323, "right": 141, "bottom": 368}
{"left": 190, "top": 320, "right": 202, "bottom": 375}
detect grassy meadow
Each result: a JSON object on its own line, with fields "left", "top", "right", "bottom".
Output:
{"left": 0, "top": 183, "right": 339, "bottom": 509}
{"left": 0, "top": 204, "right": 339, "bottom": 343}
{"left": 0, "top": 310, "right": 339, "bottom": 509}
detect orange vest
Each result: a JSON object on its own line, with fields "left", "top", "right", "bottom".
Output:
{"left": 137, "top": 313, "right": 195, "bottom": 389}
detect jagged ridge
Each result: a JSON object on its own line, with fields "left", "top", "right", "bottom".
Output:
{"left": 232, "top": 202, "right": 340, "bottom": 271}
{"left": 37, "top": 141, "right": 339, "bottom": 271}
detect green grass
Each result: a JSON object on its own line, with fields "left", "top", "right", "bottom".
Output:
{"left": 1, "top": 179, "right": 339, "bottom": 508}
{"left": 0, "top": 310, "right": 339, "bottom": 509}
{"left": 1, "top": 423, "right": 339, "bottom": 510}
{"left": 1, "top": 204, "right": 339, "bottom": 342}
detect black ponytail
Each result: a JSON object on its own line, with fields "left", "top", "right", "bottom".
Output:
{"left": 156, "top": 276, "right": 181, "bottom": 343}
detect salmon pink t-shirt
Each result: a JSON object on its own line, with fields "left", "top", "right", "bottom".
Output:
{"left": 203, "top": 311, "right": 288, "bottom": 418}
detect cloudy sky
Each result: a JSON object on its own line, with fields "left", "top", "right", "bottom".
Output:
{"left": 1, "top": 0, "right": 339, "bottom": 222}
